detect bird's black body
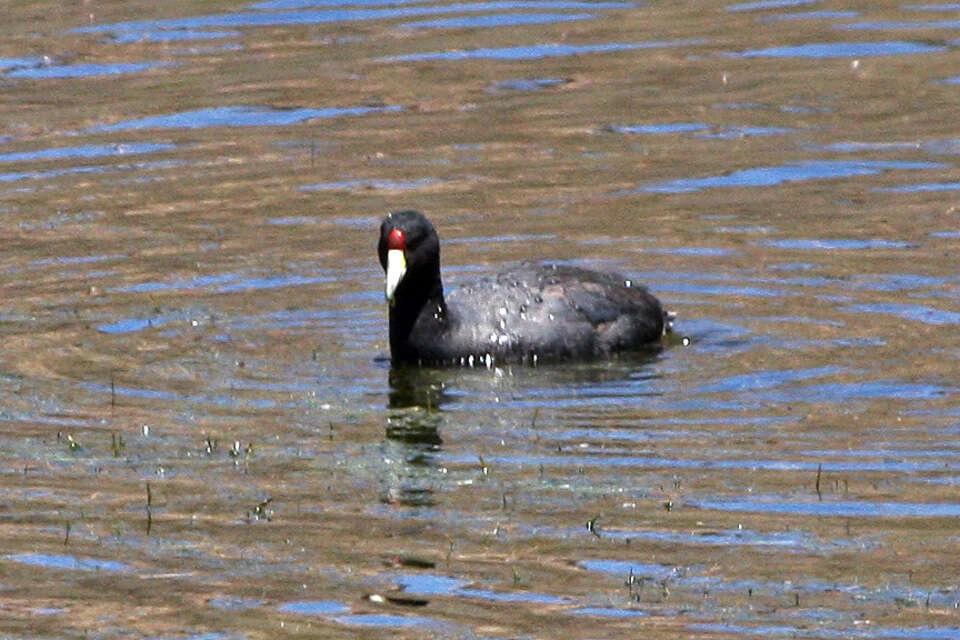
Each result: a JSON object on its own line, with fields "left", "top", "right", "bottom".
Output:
{"left": 379, "top": 210, "right": 670, "bottom": 366}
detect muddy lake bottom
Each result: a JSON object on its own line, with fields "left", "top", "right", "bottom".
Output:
{"left": 2, "top": 0, "right": 960, "bottom": 638}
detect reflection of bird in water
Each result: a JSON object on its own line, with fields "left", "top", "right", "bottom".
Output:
{"left": 380, "top": 409, "right": 442, "bottom": 507}
{"left": 379, "top": 210, "right": 672, "bottom": 366}
{"left": 387, "top": 366, "right": 449, "bottom": 412}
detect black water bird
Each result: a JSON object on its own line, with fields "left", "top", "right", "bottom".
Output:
{"left": 378, "top": 210, "right": 672, "bottom": 365}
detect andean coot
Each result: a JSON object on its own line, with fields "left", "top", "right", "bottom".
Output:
{"left": 379, "top": 210, "right": 672, "bottom": 365}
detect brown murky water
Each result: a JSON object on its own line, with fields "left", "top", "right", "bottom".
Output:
{"left": 2, "top": 1, "right": 959, "bottom": 638}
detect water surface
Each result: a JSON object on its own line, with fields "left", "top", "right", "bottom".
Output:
{"left": 1, "top": 1, "right": 959, "bottom": 639}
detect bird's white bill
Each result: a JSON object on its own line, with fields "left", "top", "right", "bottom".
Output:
{"left": 385, "top": 248, "right": 406, "bottom": 305}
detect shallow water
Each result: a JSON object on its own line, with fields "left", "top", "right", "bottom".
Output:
{"left": 1, "top": 0, "right": 960, "bottom": 638}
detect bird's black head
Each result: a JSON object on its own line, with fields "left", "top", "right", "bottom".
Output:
{"left": 378, "top": 210, "right": 442, "bottom": 306}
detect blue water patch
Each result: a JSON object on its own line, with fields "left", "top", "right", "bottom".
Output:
{"left": 392, "top": 574, "right": 461, "bottom": 595}
{"left": 689, "top": 498, "right": 960, "bottom": 517}
{"left": 277, "top": 600, "right": 350, "bottom": 615}
{"left": 0, "top": 159, "right": 182, "bottom": 184}
{"left": 874, "top": 181, "right": 960, "bottom": 193}
{"left": 254, "top": 0, "right": 635, "bottom": 6}
{"left": 96, "top": 306, "right": 375, "bottom": 337}
{"left": 93, "top": 105, "right": 402, "bottom": 132}
{"left": 331, "top": 216, "right": 382, "bottom": 227}
{"left": 696, "top": 125, "right": 797, "bottom": 138}
{"left": 97, "top": 315, "right": 178, "bottom": 334}
{"left": 838, "top": 20, "right": 960, "bottom": 31}
{"left": 748, "top": 314, "right": 844, "bottom": 327}
{"left": 713, "top": 225, "right": 777, "bottom": 233}
{"left": 906, "top": 3, "right": 960, "bottom": 10}
{"left": 379, "top": 38, "right": 705, "bottom": 62}
{"left": 109, "top": 29, "right": 242, "bottom": 43}
{"left": 712, "top": 101, "right": 769, "bottom": 110}
{"left": 487, "top": 77, "right": 568, "bottom": 92}
{"left": 68, "top": 269, "right": 118, "bottom": 282}
{"left": 804, "top": 447, "right": 960, "bottom": 459}
{"left": 689, "top": 622, "right": 960, "bottom": 639}
{"left": 609, "top": 123, "right": 710, "bottom": 134}
{"left": 143, "top": 634, "right": 232, "bottom": 640}
{"left": 214, "top": 273, "right": 335, "bottom": 293}
{"left": 110, "top": 272, "right": 242, "bottom": 294}
{"left": 712, "top": 102, "right": 833, "bottom": 114}
{"left": 209, "top": 596, "right": 265, "bottom": 610}
{"left": 694, "top": 366, "right": 843, "bottom": 393}
{"left": 841, "top": 303, "right": 960, "bottom": 325}
{"left": 105, "top": 270, "right": 335, "bottom": 298}
{"left": 817, "top": 141, "right": 924, "bottom": 152}
{"left": 444, "top": 233, "right": 557, "bottom": 245}
{"left": 914, "top": 475, "right": 960, "bottom": 486}
{"left": 298, "top": 177, "right": 441, "bottom": 191}
{"left": 0, "top": 57, "right": 47, "bottom": 70}
{"left": 252, "top": 0, "right": 439, "bottom": 6}
{"left": 637, "top": 160, "right": 945, "bottom": 193}
{"left": 79, "top": 380, "right": 280, "bottom": 409}
{"left": 728, "top": 41, "right": 948, "bottom": 58}
{"left": 726, "top": 0, "right": 817, "bottom": 11}
{"left": 7, "top": 553, "right": 130, "bottom": 572}
{"left": 579, "top": 560, "right": 679, "bottom": 579}
{"left": 833, "top": 336, "right": 886, "bottom": 348}
{"left": 0, "top": 164, "right": 110, "bottom": 184}
{"left": 851, "top": 273, "right": 952, "bottom": 291}
{"left": 781, "top": 103, "right": 833, "bottom": 113}
{"left": 817, "top": 138, "right": 960, "bottom": 154}
{"left": 5, "top": 61, "right": 172, "bottom": 79}
{"left": 394, "top": 573, "right": 567, "bottom": 603}
{"left": 569, "top": 607, "right": 649, "bottom": 617}
{"left": 930, "top": 231, "right": 960, "bottom": 238}
{"left": 0, "top": 143, "right": 175, "bottom": 164}
{"left": 402, "top": 12, "right": 596, "bottom": 28}
{"left": 230, "top": 307, "right": 377, "bottom": 331}
{"left": 638, "top": 247, "right": 737, "bottom": 256}
{"left": 651, "top": 280, "right": 793, "bottom": 297}
{"left": 598, "top": 526, "right": 849, "bottom": 551}
{"left": 268, "top": 215, "right": 328, "bottom": 225}
{"left": 164, "top": 43, "right": 245, "bottom": 56}
{"left": 249, "top": 0, "right": 637, "bottom": 10}
{"left": 460, "top": 588, "right": 567, "bottom": 603}
{"left": 758, "top": 10, "right": 859, "bottom": 21}
{"left": 760, "top": 379, "right": 950, "bottom": 402}
{"left": 70, "top": 2, "right": 634, "bottom": 33}
{"left": 442, "top": 451, "right": 958, "bottom": 474}
{"left": 760, "top": 238, "right": 916, "bottom": 250}
{"left": 333, "top": 614, "right": 437, "bottom": 627}
{"left": 30, "top": 253, "right": 126, "bottom": 267}
{"left": 767, "top": 261, "right": 815, "bottom": 270}
{"left": 251, "top": 0, "right": 441, "bottom": 6}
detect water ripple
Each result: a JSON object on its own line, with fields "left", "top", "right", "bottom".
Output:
{"left": 690, "top": 498, "right": 960, "bottom": 518}
{"left": 636, "top": 160, "right": 946, "bottom": 193}
{"left": 93, "top": 105, "right": 402, "bottom": 131}
{"left": 379, "top": 39, "right": 706, "bottom": 62}
{"left": 727, "top": 41, "right": 948, "bottom": 57}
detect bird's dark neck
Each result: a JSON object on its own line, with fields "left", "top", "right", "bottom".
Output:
{"left": 389, "top": 273, "right": 448, "bottom": 361}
